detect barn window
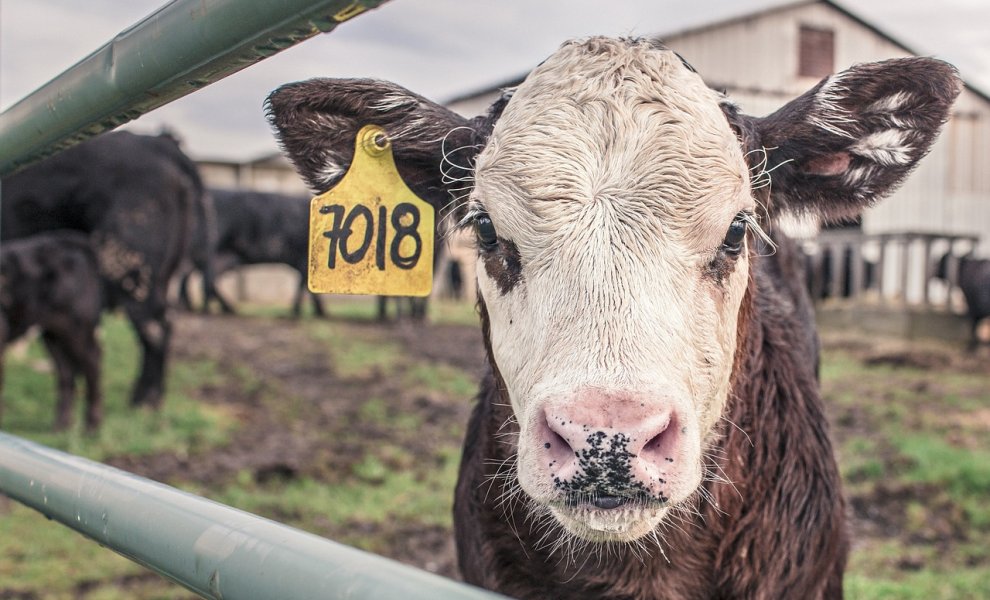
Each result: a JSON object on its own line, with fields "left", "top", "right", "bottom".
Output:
{"left": 798, "top": 25, "right": 835, "bottom": 78}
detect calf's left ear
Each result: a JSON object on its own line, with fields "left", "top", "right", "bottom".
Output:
{"left": 265, "top": 78, "right": 491, "bottom": 212}
{"left": 731, "top": 57, "right": 962, "bottom": 223}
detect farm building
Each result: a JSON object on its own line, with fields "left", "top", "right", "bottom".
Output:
{"left": 197, "top": 152, "right": 309, "bottom": 195}
{"left": 445, "top": 0, "right": 990, "bottom": 319}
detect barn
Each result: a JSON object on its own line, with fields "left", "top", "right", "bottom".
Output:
{"left": 444, "top": 0, "right": 989, "bottom": 325}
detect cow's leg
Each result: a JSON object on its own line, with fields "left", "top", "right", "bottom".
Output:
{"left": 124, "top": 300, "right": 171, "bottom": 409}
{"left": 291, "top": 277, "right": 305, "bottom": 319}
{"left": 0, "top": 352, "right": 5, "bottom": 429}
{"left": 968, "top": 318, "right": 981, "bottom": 353}
{"left": 178, "top": 270, "right": 196, "bottom": 312}
{"left": 68, "top": 330, "right": 103, "bottom": 431}
{"left": 211, "top": 287, "right": 237, "bottom": 315}
{"left": 41, "top": 333, "right": 76, "bottom": 431}
{"left": 376, "top": 296, "right": 388, "bottom": 322}
{"left": 210, "top": 254, "right": 239, "bottom": 315}
{"left": 411, "top": 298, "right": 428, "bottom": 321}
{"left": 310, "top": 292, "right": 326, "bottom": 319}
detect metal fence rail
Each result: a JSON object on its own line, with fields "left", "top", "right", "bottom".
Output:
{"left": 0, "top": 432, "right": 505, "bottom": 599}
{"left": 0, "top": 0, "right": 388, "bottom": 176}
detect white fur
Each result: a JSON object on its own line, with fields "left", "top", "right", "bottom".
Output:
{"left": 851, "top": 129, "right": 914, "bottom": 166}
{"left": 867, "top": 91, "right": 913, "bottom": 114}
{"left": 470, "top": 38, "right": 753, "bottom": 542}
{"left": 316, "top": 160, "right": 344, "bottom": 184}
{"left": 809, "top": 72, "right": 856, "bottom": 139}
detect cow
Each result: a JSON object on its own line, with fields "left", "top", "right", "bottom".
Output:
{"left": 0, "top": 231, "right": 103, "bottom": 431}
{"left": 1, "top": 131, "right": 202, "bottom": 409}
{"left": 176, "top": 188, "right": 325, "bottom": 318}
{"left": 936, "top": 252, "right": 990, "bottom": 350}
{"left": 266, "top": 38, "right": 960, "bottom": 599}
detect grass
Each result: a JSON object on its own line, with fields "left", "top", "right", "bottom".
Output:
{"left": 845, "top": 567, "right": 990, "bottom": 600}
{"left": 3, "top": 307, "right": 988, "bottom": 598}
{"left": 820, "top": 342, "right": 990, "bottom": 599}
{"left": 1, "top": 313, "right": 238, "bottom": 462}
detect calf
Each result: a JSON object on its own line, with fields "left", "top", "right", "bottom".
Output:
{"left": 0, "top": 231, "right": 103, "bottom": 431}
{"left": 267, "top": 38, "right": 959, "bottom": 598}
{"left": 2, "top": 131, "right": 202, "bottom": 408}
{"left": 177, "top": 188, "right": 324, "bottom": 318}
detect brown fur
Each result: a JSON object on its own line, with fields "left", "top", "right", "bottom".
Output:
{"left": 455, "top": 235, "right": 847, "bottom": 599}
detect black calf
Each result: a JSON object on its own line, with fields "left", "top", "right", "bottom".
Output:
{"left": 0, "top": 231, "right": 103, "bottom": 430}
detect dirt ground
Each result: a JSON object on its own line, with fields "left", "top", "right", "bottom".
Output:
{"left": 100, "top": 310, "right": 989, "bottom": 591}
{"left": 106, "top": 311, "right": 487, "bottom": 582}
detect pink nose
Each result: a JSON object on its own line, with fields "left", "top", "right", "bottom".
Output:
{"left": 536, "top": 391, "right": 682, "bottom": 503}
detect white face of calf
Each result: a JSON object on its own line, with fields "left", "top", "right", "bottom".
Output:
{"left": 267, "top": 36, "right": 960, "bottom": 546}
{"left": 468, "top": 39, "right": 754, "bottom": 540}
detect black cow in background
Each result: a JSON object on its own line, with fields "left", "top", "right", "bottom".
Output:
{"left": 0, "top": 231, "right": 104, "bottom": 431}
{"left": 177, "top": 190, "right": 226, "bottom": 313}
{"left": 1, "top": 131, "right": 202, "bottom": 409}
{"left": 936, "top": 252, "right": 990, "bottom": 350}
{"left": 177, "top": 188, "right": 325, "bottom": 318}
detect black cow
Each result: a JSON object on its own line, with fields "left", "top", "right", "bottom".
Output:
{"left": 177, "top": 188, "right": 324, "bottom": 318}
{"left": 1, "top": 131, "right": 202, "bottom": 408}
{"left": 0, "top": 231, "right": 104, "bottom": 431}
{"left": 937, "top": 253, "right": 990, "bottom": 349}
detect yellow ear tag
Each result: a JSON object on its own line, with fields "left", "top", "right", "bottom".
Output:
{"left": 308, "top": 125, "right": 434, "bottom": 297}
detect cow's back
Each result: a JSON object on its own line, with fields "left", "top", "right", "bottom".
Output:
{"left": 1, "top": 131, "right": 200, "bottom": 307}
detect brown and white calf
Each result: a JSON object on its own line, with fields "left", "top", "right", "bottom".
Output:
{"left": 267, "top": 38, "right": 959, "bottom": 599}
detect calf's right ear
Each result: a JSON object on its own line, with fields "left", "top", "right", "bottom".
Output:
{"left": 265, "top": 78, "right": 491, "bottom": 213}
{"left": 728, "top": 57, "right": 962, "bottom": 224}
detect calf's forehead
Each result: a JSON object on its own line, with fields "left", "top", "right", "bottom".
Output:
{"left": 474, "top": 38, "right": 749, "bottom": 248}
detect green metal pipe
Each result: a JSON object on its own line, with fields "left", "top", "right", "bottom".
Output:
{"left": 0, "top": 432, "right": 508, "bottom": 599}
{"left": 0, "top": 0, "right": 389, "bottom": 176}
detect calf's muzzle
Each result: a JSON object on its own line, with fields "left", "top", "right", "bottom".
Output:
{"left": 535, "top": 391, "right": 686, "bottom": 505}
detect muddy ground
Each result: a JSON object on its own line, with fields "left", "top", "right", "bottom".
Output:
{"left": 108, "top": 311, "right": 487, "bottom": 583}
{"left": 100, "top": 311, "right": 989, "bottom": 592}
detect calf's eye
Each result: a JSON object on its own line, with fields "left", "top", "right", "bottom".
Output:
{"left": 721, "top": 214, "right": 748, "bottom": 256}
{"left": 475, "top": 213, "right": 498, "bottom": 251}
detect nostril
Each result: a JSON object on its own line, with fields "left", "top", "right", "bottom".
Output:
{"left": 545, "top": 421, "right": 573, "bottom": 455}
{"left": 640, "top": 412, "right": 675, "bottom": 459}
{"left": 644, "top": 430, "right": 665, "bottom": 452}
{"left": 540, "top": 412, "right": 579, "bottom": 470}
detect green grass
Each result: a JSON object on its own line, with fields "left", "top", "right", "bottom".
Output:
{"left": 820, "top": 342, "right": 990, "bottom": 599}
{"left": 215, "top": 448, "right": 460, "bottom": 531}
{"left": 845, "top": 566, "right": 990, "bottom": 600}
{"left": 1, "top": 314, "right": 237, "bottom": 462}
{"left": 403, "top": 363, "right": 478, "bottom": 398}
{"left": 894, "top": 435, "right": 990, "bottom": 496}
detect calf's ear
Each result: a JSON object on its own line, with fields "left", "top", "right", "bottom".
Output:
{"left": 730, "top": 58, "right": 962, "bottom": 223}
{"left": 265, "top": 78, "right": 503, "bottom": 213}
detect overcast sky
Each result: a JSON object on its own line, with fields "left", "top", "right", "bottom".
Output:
{"left": 2, "top": 0, "right": 989, "bottom": 161}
